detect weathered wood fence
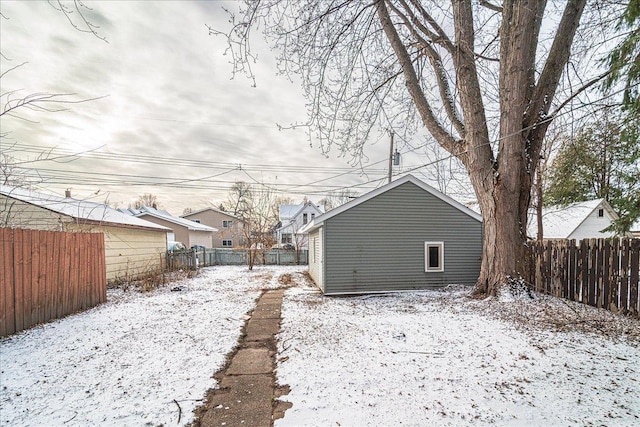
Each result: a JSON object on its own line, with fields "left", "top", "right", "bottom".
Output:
{"left": 1, "top": 228, "right": 107, "bottom": 337}
{"left": 527, "top": 238, "right": 639, "bottom": 316}
{"left": 167, "top": 248, "right": 308, "bottom": 271}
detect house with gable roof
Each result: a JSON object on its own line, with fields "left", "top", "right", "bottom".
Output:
{"left": 120, "top": 206, "right": 217, "bottom": 249}
{"left": 631, "top": 219, "right": 640, "bottom": 238}
{"left": 526, "top": 198, "right": 621, "bottom": 240}
{"left": 1, "top": 185, "right": 170, "bottom": 282}
{"left": 300, "top": 175, "right": 483, "bottom": 295}
{"left": 180, "top": 207, "right": 246, "bottom": 248}
{"left": 274, "top": 199, "right": 325, "bottom": 249}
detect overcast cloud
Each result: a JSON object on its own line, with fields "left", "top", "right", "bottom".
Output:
{"left": 0, "top": 1, "right": 465, "bottom": 214}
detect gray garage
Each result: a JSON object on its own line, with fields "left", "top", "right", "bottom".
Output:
{"left": 302, "top": 175, "right": 483, "bottom": 295}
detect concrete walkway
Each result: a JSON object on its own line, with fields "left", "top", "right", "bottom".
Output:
{"left": 194, "top": 289, "right": 290, "bottom": 427}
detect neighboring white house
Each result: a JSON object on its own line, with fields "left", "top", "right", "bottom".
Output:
{"left": 527, "top": 198, "right": 621, "bottom": 240}
{"left": 274, "top": 200, "right": 325, "bottom": 249}
{"left": 120, "top": 206, "right": 218, "bottom": 249}
{"left": 631, "top": 219, "right": 640, "bottom": 238}
{"left": 1, "top": 185, "right": 170, "bottom": 282}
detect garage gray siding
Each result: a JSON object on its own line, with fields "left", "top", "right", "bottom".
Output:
{"left": 323, "top": 181, "right": 482, "bottom": 294}
{"left": 307, "top": 228, "right": 324, "bottom": 291}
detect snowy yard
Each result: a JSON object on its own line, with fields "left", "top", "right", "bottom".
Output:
{"left": 1, "top": 266, "right": 639, "bottom": 427}
{"left": 0, "top": 266, "right": 299, "bottom": 426}
{"left": 276, "top": 282, "right": 640, "bottom": 426}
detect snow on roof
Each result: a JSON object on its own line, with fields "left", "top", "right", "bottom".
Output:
{"left": 0, "top": 185, "right": 170, "bottom": 231}
{"left": 300, "top": 175, "right": 482, "bottom": 233}
{"left": 279, "top": 201, "right": 325, "bottom": 221}
{"left": 125, "top": 206, "right": 218, "bottom": 232}
{"left": 527, "top": 199, "right": 612, "bottom": 239}
{"left": 279, "top": 204, "right": 300, "bottom": 220}
{"left": 180, "top": 206, "right": 243, "bottom": 221}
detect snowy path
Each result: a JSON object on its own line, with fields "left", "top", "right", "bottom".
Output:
{"left": 0, "top": 266, "right": 302, "bottom": 426}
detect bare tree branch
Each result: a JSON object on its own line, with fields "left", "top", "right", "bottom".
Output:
{"left": 47, "top": 0, "right": 108, "bottom": 43}
{"left": 388, "top": 1, "right": 465, "bottom": 136}
{"left": 377, "top": 0, "right": 460, "bottom": 154}
{"left": 479, "top": 0, "right": 503, "bottom": 13}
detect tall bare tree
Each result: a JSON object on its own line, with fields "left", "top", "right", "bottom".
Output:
{"left": 319, "top": 189, "right": 358, "bottom": 211}
{"left": 211, "top": 0, "right": 614, "bottom": 296}
{"left": 225, "top": 181, "right": 253, "bottom": 218}
{"left": 227, "top": 182, "right": 279, "bottom": 269}
{"left": 132, "top": 193, "right": 161, "bottom": 210}
{"left": 531, "top": 118, "right": 568, "bottom": 240}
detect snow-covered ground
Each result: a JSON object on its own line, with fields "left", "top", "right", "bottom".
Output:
{"left": 276, "top": 282, "right": 640, "bottom": 426}
{"left": 0, "top": 266, "right": 300, "bottom": 426}
{"left": 2, "top": 266, "right": 639, "bottom": 426}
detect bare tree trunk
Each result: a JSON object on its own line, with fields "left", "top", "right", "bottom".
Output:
{"left": 217, "top": 0, "right": 588, "bottom": 296}
{"left": 471, "top": 161, "right": 530, "bottom": 297}
{"left": 248, "top": 248, "right": 255, "bottom": 270}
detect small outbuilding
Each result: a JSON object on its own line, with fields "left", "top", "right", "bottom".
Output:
{"left": 301, "top": 175, "right": 483, "bottom": 295}
{"left": 1, "top": 185, "right": 170, "bottom": 283}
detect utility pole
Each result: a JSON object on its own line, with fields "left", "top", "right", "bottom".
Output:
{"left": 388, "top": 131, "right": 394, "bottom": 184}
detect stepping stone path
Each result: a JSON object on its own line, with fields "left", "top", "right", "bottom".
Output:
{"left": 194, "top": 289, "right": 291, "bottom": 427}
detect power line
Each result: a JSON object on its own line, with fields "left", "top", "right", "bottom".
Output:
{"left": 3, "top": 82, "right": 636, "bottom": 201}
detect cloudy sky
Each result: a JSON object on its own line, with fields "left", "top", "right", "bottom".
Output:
{"left": 0, "top": 1, "right": 469, "bottom": 214}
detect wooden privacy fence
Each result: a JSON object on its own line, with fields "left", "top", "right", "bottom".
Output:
{"left": 0, "top": 228, "right": 107, "bottom": 337}
{"left": 527, "top": 238, "right": 639, "bottom": 316}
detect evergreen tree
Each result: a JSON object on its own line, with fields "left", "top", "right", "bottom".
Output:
{"left": 606, "top": 0, "right": 640, "bottom": 116}
{"left": 546, "top": 116, "right": 640, "bottom": 233}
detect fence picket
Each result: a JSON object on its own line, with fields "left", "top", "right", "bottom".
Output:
{"left": 629, "top": 239, "right": 639, "bottom": 316}
{"left": 595, "top": 239, "right": 604, "bottom": 308}
{"left": 55, "top": 230, "right": 65, "bottom": 319}
{"left": 602, "top": 239, "right": 611, "bottom": 310}
{"left": 587, "top": 239, "right": 597, "bottom": 306}
{"left": 610, "top": 239, "right": 620, "bottom": 312}
{"left": 619, "top": 239, "right": 630, "bottom": 313}
{"left": 568, "top": 240, "right": 577, "bottom": 301}
{"left": 45, "top": 231, "right": 55, "bottom": 323}
{"left": 0, "top": 229, "right": 15, "bottom": 336}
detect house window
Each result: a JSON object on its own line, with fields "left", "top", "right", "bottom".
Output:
{"left": 303, "top": 213, "right": 308, "bottom": 224}
{"left": 311, "top": 213, "right": 315, "bottom": 220}
{"left": 192, "top": 219, "right": 201, "bottom": 223}
{"left": 598, "top": 209, "right": 604, "bottom": 217}
{"left": 223, "top": 220, "right": 233, "bottom": 228}
{"left": 425, "top": 242, "right": 444, "bottom": 272}
{"left": 282, "top": 233, "right": 292, "bottom": 244}
{"left": 222, "top": 240, "right": 233, "bottom": 247}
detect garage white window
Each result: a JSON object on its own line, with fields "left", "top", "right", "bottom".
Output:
{"left": 222, "top": 240, "right": 233, "bottom": 247}
{"left": 425, "top": 242, "right": 444, "bottom": 272}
